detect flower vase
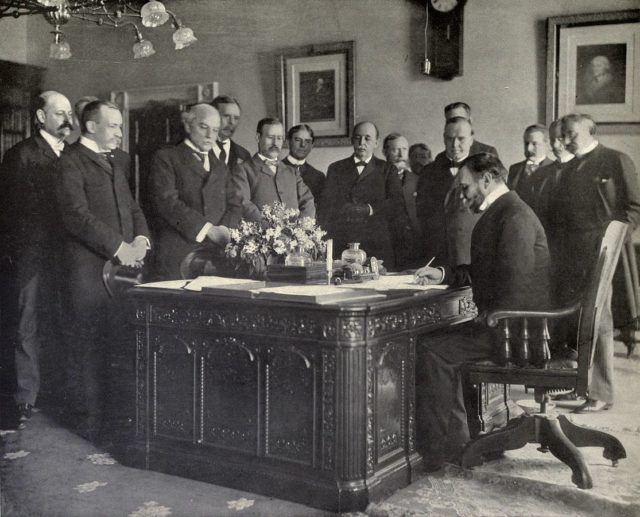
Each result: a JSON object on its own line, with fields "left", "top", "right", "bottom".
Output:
{"left": 247, "top": 255, "right": 267, "bottom": 280}
{"left": 285, "top": 247, "right": 311, "bottom": 267}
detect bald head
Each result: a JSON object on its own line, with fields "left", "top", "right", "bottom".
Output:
{"left": 35, "top": 90, "right": 73, "bottom": 140}
{"left": 183, "top": 104, "right": 221, "bottom": 152}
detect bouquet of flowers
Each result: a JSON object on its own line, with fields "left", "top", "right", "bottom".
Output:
{"left": 225, "top": 202, "right": 327, "bottom": 278}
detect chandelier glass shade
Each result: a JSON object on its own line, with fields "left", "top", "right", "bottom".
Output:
{"left": 0, "top": 0, "right": 197, "bottom": 59}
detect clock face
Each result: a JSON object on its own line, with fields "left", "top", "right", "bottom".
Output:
{"left": 431, "top": 0, "right": 458, "bottom": 12}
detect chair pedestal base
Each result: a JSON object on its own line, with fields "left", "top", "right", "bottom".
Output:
{"left": 461, "top": 413, "right": 626, "bottom": 490}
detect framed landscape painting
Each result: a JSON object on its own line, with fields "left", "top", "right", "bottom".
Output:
{"left": 276, "top": 41, "right": 355, "bottom": 146}
{"left": 547, "top": 10, "right": 640, "bottom": 126}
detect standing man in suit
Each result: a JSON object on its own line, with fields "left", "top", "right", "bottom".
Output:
{"left": 507, "top": 125, "right": 554, "bottom": 209}
{"left": 210, "top": 95, "right": 251, "bottom": 170}
{"left": 383, "top": 133, "right": 423, "bottom": 268}
{"left": 416, "top": 117, "right": 482, "bottom": 268}
{"left": 0, "top": 91, "right": 73, "bottom": 422}
{"left": 415, "top": 153, "right": 550, "bottom": 470}
{"left": 553, "top": 113, "right": 640, "bottom": 413}
{"left": 444, "top": 102, "right": 499, "bottom": 157}
{"left": 232, "top": 118, "right": 315, "bottom": 222}
{"left": 149, "top": 104, "right": 242, "bottom": 280}
{"left": 409, "top": 143, "right": 432, "bottom": 173}
{"left": 530, "top": 120, "right": 574, "bottom": 241}
{"left": 283, "top": 124, "right": 325, "bottom": 208}
{"left": 318, "top": 122, "right": 410, "bottom": 269}
{"left": 56, "top": 100, "right": 150, "bottom": 440}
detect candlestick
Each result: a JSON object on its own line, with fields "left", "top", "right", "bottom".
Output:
{"left": 326, "top": 239, "right": 333, "bottom": 284}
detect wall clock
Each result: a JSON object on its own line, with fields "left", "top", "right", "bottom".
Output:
{"left": 426, "top": 0, "right": 466, "bottom": 79}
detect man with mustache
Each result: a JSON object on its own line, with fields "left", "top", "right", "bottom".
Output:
{"left": 148, "top": 104, "right": 242, "bottom": 279}
{"left": 318, "top": 121, "right": 409, "bottom": 269}
{"left": 232, "top": 117, "right": 315, "bottom": 222}
{"left": 414, "top": 153, "right": 550, "bottom": 470}
{"left": 552, "top": 113, "right": 640, "bottom": 413}
{"left": 56, "top": 100, "right": 150, "bottom": 441}
{"left": 0, "top": 90, "right": 73, "bottom": 424}
{"left": 210, "top": 95, "right": 251, "bottom": 171}
{"left": 507, "top": 124, "right": 554, "bottom": 209}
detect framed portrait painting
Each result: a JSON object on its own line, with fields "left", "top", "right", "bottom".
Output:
{"left": 546, "top": 10, "right": 640, "bottom": 126}
{"left": 276, "top": 41, "right": 355, "bottom": 146}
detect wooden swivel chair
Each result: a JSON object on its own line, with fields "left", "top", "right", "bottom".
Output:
{"left": 461, "top": 220, "right": 628, "bottom": 489}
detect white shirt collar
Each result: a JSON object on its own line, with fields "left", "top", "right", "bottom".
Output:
{"left": 79, "top": 136, "right": 104, "bottom": 154}
{"left": 184, "top": 139, "right": 208, "bottom": 155}
{"left": 478, "top": 182, "right": 510, "bottom": 212}
{"left": 39, "top": 130, "right": 65, "bottom": 155}
{"left": 575, "top": 140, "right": 598, "bottom": 158}
{"left": 353, "top": 155, "right": 371, "bottom": 165}
{"left": 558, "top": 153, "right": 574, "bottom": 163}
{"left": 286, "top": 155, "right": 306, "bottom": 166}
{"left": 447, "top": 153, "right": 468, "bottom": 176}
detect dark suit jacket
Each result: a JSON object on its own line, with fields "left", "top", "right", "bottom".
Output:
{"left": 552, "top": 144, "right": 640, "bottom": 302}
{"left": 227, "top": 140, "right": 251, "bottom": 170}
{"left": 283, "top": 157, "right": 326, "bottom": 207}
{"left": 56, "top": 141, "right": 149, "bottom": 316}
{"left": 232, "top": 154, "right": 315, "bottom": 222}
{"left": 470, "top": 140, "right": 499, "bottom": 158}
{"left": 469, "top": 191, "right": 550, "bottom": 313}
{"left": 527, "top": 159, "right": 568, "bottom": 240}
{"left": 507, "top": 157, "right": 554, "bottom": 209}
{"left": 415, "top": 153, "right": 481, "bottom": 267}
{"left": 148, "top": 142, "right": 242, "bottom": 279}
{"left": 318, "top": 156, "right": 410, "bottom": 269}
{"left": 0, "top": 133, "right": 61, "bottom": 281}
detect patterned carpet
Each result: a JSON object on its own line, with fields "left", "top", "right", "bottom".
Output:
{"left": 2, "top": 342, "right": 639, "bottom": 517}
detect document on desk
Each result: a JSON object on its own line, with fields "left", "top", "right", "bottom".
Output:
{"left": 137, "top": 279, "right": 191, "bottom": 290}
{"left": 184, "top": 276, "right": 264, "bottom": 292}
{"left": 255, "top": 285, "right": 386, "bottom": 304}
{"left": 339, "top": 274, "right": 449, "bottom": 291}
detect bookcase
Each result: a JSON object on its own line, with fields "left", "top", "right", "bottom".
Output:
{"left": 0, "top": 60, "right": 44, "bottom": 161}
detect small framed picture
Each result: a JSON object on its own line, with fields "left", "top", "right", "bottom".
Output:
{"left": 547, "top": 10, "right": 640, "bottom": 125}
{"left": 276, "top": 41, "right": 355, "bottom": 146}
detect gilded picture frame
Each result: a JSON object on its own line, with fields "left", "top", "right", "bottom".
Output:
{"left": 546, "top": 10, "right": 640, "bottom": 128}
{"left": 276, "top": 41, "right": 355, "bottom": 147}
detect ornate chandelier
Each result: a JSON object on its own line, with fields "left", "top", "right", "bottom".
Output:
{"left": 0, "top": 0, "right": 197, "bottom": 60}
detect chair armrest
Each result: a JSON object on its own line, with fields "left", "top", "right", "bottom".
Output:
{"left": 486, "top": 302, "right": 582, "bottom": 328}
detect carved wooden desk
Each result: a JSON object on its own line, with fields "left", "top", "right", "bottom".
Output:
{"left": 125, "top": 286, "right": 475, "bottom": 512}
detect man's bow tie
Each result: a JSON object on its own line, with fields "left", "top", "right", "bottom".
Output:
{"left": 52, "top": 142, "right": 65, "bottom": 153}
{"left": 264, "top": 158, "right": 278, "bottom": 167}
{"left": 355, "top": 161, "right": 367, "bottom": 167}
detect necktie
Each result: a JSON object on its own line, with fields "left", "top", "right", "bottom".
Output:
{"left": 217, "top": 140, "right": 227, "bottom": 164}
{"left": 264, "top": 158, "right": 278, "bottom": 173}
{"left": 52, "top": 141, "right": 64, "bottom": 156}
{"left": 525, "top": 161, "right": 539, "bottom": 176}
{"left": 355, "top": 161, "right": 367, "bottom": 167}
{"left": 193, "top": 151, "right": 210, "bottom": 172}
{"left": 98, "top": 152, "right": 112, "bottom": 170}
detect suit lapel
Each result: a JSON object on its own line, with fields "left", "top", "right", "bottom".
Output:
{"left": 178, "top": 142, "right": 210, "bottom": 179}
{"left": 34, "top": 133, "right": 60, "bottom": 161}
{"left": 356, "top": 159, "right": 376, "bottom": 183}
{"left": 75, "top": 143, "right": 113, "bottom": 175}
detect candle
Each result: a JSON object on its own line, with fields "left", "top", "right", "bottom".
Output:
{"left": 326, "top": 239, "right": 333, "bottom": 278}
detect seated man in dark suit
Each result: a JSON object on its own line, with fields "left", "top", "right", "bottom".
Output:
{"left": 444, "top": 102, "right": 499, "bottom": 157}
{"left": 148, "top": 103, "right": 242, "bottom": 280}
{"left": 283, "top": 124, "right": 325, "bottom": 208}
{"left": 210, "top": 95, "right": 251, "bottom": 170}
{"left": 507, "top": 124, "right": 554, "bottom": 209}
{"left": 318, "top": 121, "right": 410, "bottom": 270}
{"left": 232, "top": 117, "right": 315, "bottom": 222}
{"left": 415, "top": 153, "right": 550, "bottom": 470}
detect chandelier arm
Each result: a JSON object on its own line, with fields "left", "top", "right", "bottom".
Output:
{"left": 69, "top": 11, "right": 117, "bottom": 27}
